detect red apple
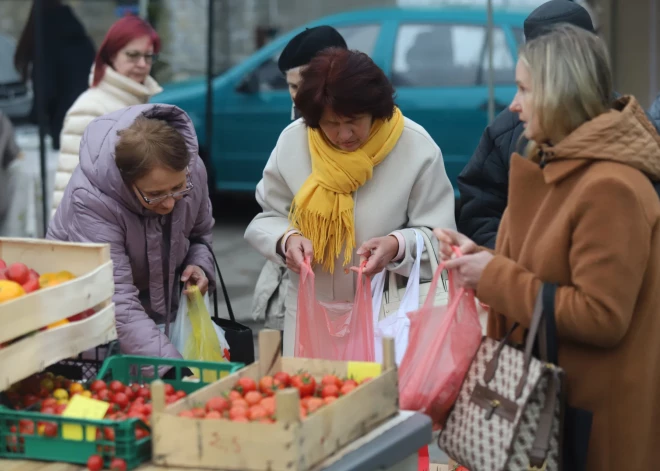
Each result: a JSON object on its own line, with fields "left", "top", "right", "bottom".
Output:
{"left": 0, "top": 269, "right": 7, "bottom": 280}
{"left": 7, "top": 263, "right": 29, "bottom": 284}
{"left": 22, "top": 275, "right": 39, "bottom": 293}
{"left": 0, "top": 259, "right": 6, "bottom": 270}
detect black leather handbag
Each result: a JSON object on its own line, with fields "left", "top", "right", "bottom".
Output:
{"left": 192, "top": 239, "right": 255, "bottom": 365}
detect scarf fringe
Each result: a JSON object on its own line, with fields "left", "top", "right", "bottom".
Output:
{"left": 289, "top": 204, "right": 354, "bottom": 273}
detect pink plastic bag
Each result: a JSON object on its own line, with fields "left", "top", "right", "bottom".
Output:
{"left": 398, "top": 251, "right": 482, "bottom": 429}
{"left": 295, "top": 258, "right": 375, "bottom": 361}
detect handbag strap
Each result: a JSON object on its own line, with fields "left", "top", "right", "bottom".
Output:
{"left": 190, "top": 238, "right": 236, "bottom": 322}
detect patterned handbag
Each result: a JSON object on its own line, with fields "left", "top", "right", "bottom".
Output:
{"left": 438, "top": 285, "right": 565, "bottom": 471}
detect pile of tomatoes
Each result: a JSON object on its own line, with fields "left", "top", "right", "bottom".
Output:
{"left": 177, "top": 371, "right": 370, "bottom": 423}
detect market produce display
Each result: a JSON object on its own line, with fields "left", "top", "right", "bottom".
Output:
{"left": 175, "top": 371, "right": 371, "bottom": 422}
{"left": 0, "top": 259, "right": 79, "bottom": 302}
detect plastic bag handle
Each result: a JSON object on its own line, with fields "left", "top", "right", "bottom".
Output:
{"left": 190, "top": 238, "right": 236, "bottom": 322}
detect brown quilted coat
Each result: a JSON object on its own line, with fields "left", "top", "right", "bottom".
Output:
{"left": 478, "top": 96, "right": 660, "bottom": 470}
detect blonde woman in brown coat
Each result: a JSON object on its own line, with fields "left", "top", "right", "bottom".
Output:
{"left": 436, "top": 24, "right": 660, "bottom": 470}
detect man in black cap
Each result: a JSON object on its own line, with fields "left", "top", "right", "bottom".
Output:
{"left": 277, "top": 25, "right": 347, "bottom": 120}
{"left": 456, "top": 0, "right": 595, "bottom": 248}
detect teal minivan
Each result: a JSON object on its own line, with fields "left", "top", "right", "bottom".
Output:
{"left": 156, "top": 7, "right": 529, "bottom": 194}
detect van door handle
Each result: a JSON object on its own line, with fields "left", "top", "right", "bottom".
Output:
{"left": 479, "top": 100, "right": 507, "bottom": 112}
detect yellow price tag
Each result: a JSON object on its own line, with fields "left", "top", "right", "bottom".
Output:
{"left": 61, "top": 395, "right": 110, "bottom": 441}
{"left": 347, "top": 361, "right": 382, "bottom": 383}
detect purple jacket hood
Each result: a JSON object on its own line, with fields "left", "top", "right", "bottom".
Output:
{"left": 48, "top": 104, "right": 216, "bottom": 360}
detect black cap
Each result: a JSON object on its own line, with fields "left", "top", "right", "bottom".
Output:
{"left": 277, "top": 26, "right": 347, "bottom": 74}
{"left": 524, "top": 0, "right": 595, "bottom": 41}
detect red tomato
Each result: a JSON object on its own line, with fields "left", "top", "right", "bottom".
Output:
{"left": 273, "top": 371, "right": 291, "bottom": 387}
{"left": 90, "top": 380, "right": 107, "bottom": 393}
{"left": 112, "top": 392, "right": 129, "bottom": 409}
{"left": 206, "top": 396, "right": 230, "bottom": 413}
{"left": 321, "top": 375, "right": 342, "bottom": 388}
{"left": 142, "top": 403, "right": 152, "bottom": 416}
{"left": 340, "top": 383, "right": 356, "bottom": 396}
{"left": 104, "top": 427, "right": 116, "bottom": 441}
{"left": 7, "top": 263, "right": 29, "bottom": 284}
{"left": 259, "top": 376, "right": 283, "bottom": 396}
{"left": 248, "top": 405, "right": 268, "bottom": 421}
{"left": 165, "top": 395, "right": 178, "bottom": 404}
{"left": 177, "top": 410, "right": 195, "bottom": 418}
{"left": 231, "top": 398, "right": 249, "bottom": 410}
{"left": 123, "top": 386, "right": 135, "bottom": 400}
{"left": 260, "top": 396, "right": 275, "bottom": 416}
{"left": 109, "top": 380, "right": 124, "bottom": 394}
{"left": 228, "top": 390, "right": 243, "bottom": 401}
{"left": 229, "top": 406, "right": 248, "bottom": 421}
{"left": 164, "top": 383, "right": 175, "bottom": 396}
{"left": 110, "top": 457, "right": 128, "bottom": 471}
{"left": 19, "top": 419, "right": 34, "bottom": 435}
{"left": 235, "top": 377, "right": 257, "bottom": 394}
{"left": 55, "top": 404, "right": 68, "bottom": 415}
{"left": 41, "top": 398, "right": 57, "bottom": 410}
{"left": 343, "top": 379, "right": 358, "bottom": 388}
{"left": 291, "top": 373, "right": 316, "bottom": 398}
{"left": 21, "top": 275, "right": 39, "bottom": 293}
{"left": 175, "top": 390, "right": 187, "bottom": 399}
{"left": 206, "top": 410, "right": 223, "bottom": 419}
{"left": 42, "top": 422, "right": 57, "bottom": 437}
{"left": 321, "top": 385, "right": 339, "bottom": 398}
{"left": 40, "top": 407, "right": 56, "bottom": 415}
{"left": 97, "top": 389, "right": 112, "bottom": 402}
{"left": 191, "top": 408, "right": 206, "bottom": 419}
{"left": 87, "top": 455, "right": 104, "bottom": 471}
{"left": 244, "top": 391, "right": 263, "bottom": 406}
{"left": 130, "top": 383, "right": 142, "bottom": 393}
{"left": 306, "top": 397, "right": 324, "bottom": 414}
{"left": 137, "top": 388, "right": 151, "bottom": 400}
{"left": 23, "top": 394, "right": 39, "bottom": 408}
{"left": 135, "top": 428, "right": 149, "bottom": 439}
{"left": 324, "top": 396, "right": 338, "bottom": 405}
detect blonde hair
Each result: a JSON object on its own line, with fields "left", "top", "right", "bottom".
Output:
{"left": 519, "top": 23, "right": 613, "bottom": 156}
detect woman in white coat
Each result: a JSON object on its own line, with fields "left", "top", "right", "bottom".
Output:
{"left": 52, "top": 15, "right": 162, "bottom": 214}
{"left": 245, "top": 48, "right": 456, "bottom": 355}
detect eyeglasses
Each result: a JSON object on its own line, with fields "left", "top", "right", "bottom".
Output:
{"left": 124, "top": 50, "right": 158, "bottom": 64}
{"left": 135, "top": 173, "right": 193, "bottom": 205}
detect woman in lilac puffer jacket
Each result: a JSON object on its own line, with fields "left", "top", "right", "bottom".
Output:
{"left": 47, "top": 103, "right": 215, "bottom": 362}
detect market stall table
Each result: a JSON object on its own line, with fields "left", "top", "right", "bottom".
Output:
{"left": 0, "top": 411, "right": 431, "bottom": 471}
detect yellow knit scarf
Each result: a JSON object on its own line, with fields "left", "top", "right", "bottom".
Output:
{"left": 289, "top": 107, "right": 404, "bottom": 273}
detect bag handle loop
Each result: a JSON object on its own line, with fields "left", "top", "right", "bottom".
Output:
{"left": 189, "top": 238, "right": 235, "bottom": 323}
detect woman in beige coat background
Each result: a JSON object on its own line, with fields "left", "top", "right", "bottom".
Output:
{"left": 245, "top": 48, "right": 456, "bottom": 355}
{"left": 52, "top": 15, "right": 162, "bottom": 214}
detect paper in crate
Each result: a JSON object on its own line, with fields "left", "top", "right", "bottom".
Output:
{"left": 0, "top": 238, "right": 117, "bottom": 389}
{"left": 150, "top": 330, "right": 400, "bottom": 471}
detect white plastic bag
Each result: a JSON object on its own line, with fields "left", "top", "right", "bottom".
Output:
{"left": 170, "top": 288, "right": 231, "bottom": 362}
{"left": 371, "top": 230, "right": 424, "bottom": 365}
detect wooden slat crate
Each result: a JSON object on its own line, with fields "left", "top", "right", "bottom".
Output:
{"left": 0, "top": 238, "right": 116, "bottom": 390}
{"left": 151, "top": 330, "right": 399, "bottom": 471}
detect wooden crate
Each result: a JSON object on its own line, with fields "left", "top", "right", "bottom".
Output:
{"left": 151, "top": 330, "right": 399, "bottom": 471}
{"left": 0, "top": 238, "right": 116, "bottom": 389}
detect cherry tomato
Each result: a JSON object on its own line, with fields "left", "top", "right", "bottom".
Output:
{"left": 321, "top": 385, "right": 339, "bottom": 398}
{"left": 112, "top": 392, "right": 129, "bottom": 409}
{"left": 191, "top": 408, "right": 206, "bottom": 419}
{"left": 324, "top": 396, "right": 338, "bottom": 405}
{"left": 42, "top": 422, "right": 58, "bottom": 437}
{"left": 110, "top": 457, "right": 128, "bottom": 471}
{"left": 321, "top": 375, "right": 343, "bottom": 388}
{"left": 97, "top": 389, "right": 112, "bottom": 402}
{"left": 231, "top": 398, "right": 249, "bottom": 410}
{"left": 229, "top": 406, "right": 248, "bottom": 421}
{"left": 206, "top": 411, "right": 223, "bottom": 419}
{"left": 340, "top": 383, "right": 356, "bottom": 396}
{"left": 228, "top": 390, "right": 243, "bottom": 401}
{"left": 259, "top": 376, "right": 283, "bottom": 397}
{"left": 343, "top": 379, "right": 358, "bottom": 388}
{"left": 205, "top": 396, "right": 230, "bottom": 413}
{"left": 135, "top": 428, "right": 150, "bottom": 439}
{"left": 306, "top": 397, "right": 324, "bottom": 414}
{"left": 260, "top": 396, "right": 276, "bottom": 416}
{"left": 123, "top": 386, "right": 135, "bottom": 400}
{"left": 248, "top": 405, "right": 268, "bottom": 421}
{"left": 273, "top": 371, "right": 291, "bottom": 387}
{"left": 41, "top": 398, "right": 57, "bottom": 410}
{"left": 137, "top": 387, "right": 151, "bottom": 400}
{"left": 90, "top": 380, "right": 107, "bottom": 393}
{"left": 175, "top": 390, "right": 187, "bottom": 399}
{"left": 291, "top": 373, "right": 316, "bottom": 398}
{"left": 164, "top": 383, "right": 176, "bottom": 396}
{"left": 104, "top": 427, "right": 116, "bottom": 441}
{"left": 244, "top": 391, "right": 263, "bottom": 406}
{"left": 87, "top": 455, "right": 104, "bottom": 471}
{"left": 235, "top": 377, "right": 257, "bottom": 395}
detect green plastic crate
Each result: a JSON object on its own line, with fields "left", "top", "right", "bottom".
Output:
{"left": 0, "top": 355, "right": 244, "bottom": 469}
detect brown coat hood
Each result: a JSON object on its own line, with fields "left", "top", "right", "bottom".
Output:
{"left": 539, "top": 96, "right": 660, "bottom": 183}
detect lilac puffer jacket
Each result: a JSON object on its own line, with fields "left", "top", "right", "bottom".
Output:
{"left": 47, "top": 104, "right": 215, "bottom": 360}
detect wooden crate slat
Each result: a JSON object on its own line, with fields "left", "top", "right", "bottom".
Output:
{"left": 0, "top": 261, "right": 114, "bottom": 344}
{"left": 0, "top": 303, "right": 117, "bottom": 390}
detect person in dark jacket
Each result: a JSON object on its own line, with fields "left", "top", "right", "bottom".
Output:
{"left": 278, "top": 26, "right": 347, "bottom": 120}
{"left": 14, "top": 0, "right": 95, "bottom": 150}
{"left": 456, "top": 0, "right": 595, "bottom": 248}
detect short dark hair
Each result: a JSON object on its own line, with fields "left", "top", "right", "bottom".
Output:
{"left": 294, "top": 48, "right": 395, "bottom": 128}
{"left": 115, "top": 116, "right": 190, "bottom": 184}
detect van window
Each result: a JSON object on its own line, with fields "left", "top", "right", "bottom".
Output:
{"left": 392, "top": 23, "right": 513, "bottom": 87}
{"left": 334, "top": 24, "right": 381, "bottom": 56}
{"left": 478, "top": 28, "right": 516, "bottom": 84}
